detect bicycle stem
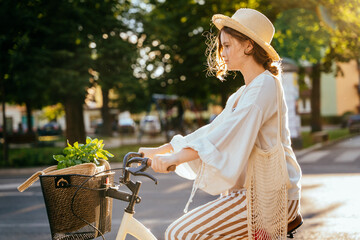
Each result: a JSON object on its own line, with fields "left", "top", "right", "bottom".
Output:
{"left": 104, "top": 180, "right": 142, "bottom": 214}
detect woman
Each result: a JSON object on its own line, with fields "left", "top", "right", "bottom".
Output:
{"left": 139, "top": 8, "right": 302, "bottom": 240}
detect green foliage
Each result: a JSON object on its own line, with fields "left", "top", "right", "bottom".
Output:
{"left": 53, "top": 137, "right": 114, "bottom": 169}
{"left": 2, "top": 0, "right": 360, "bottom": 142}
{"left": 273, "top": 8, "right": 330, "bottom": 64}
{"left": 40, "top": 103, "right": 65, "bottom": 121}
{"left": 0, "top": 143, "right": 160, "bottom": 167}
{"left": 271, "top": 0, "right": 360, "bottom": 67}
{"left": 0, "top": 0, "right": 142, "bottom": 142}
{"left": 0, "top": 147, "right": 61, "bottom": 168}
{"left": 139, "top": 0, "right": 249, "bottom": 106}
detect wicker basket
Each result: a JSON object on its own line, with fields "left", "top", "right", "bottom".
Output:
{"left": 18, "top": 160, "right": 114, "bottom": 240}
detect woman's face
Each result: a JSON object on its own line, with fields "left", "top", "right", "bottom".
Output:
{"left": 220, "top": 31, "right": 251, "bottom": 71}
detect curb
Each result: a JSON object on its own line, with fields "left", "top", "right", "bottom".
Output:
{"left": 294, "top": 133, "right": 360, "bottom": 158}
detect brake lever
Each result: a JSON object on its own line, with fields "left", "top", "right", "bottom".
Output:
{"left": 127, "top": 157, "right": 146, "bottom": 167}
{"left": 123, "top": 152, "right": 144, "bottom": 169}
{"left": 131, "top": 171, "right": 158, "bottom": 185}
{"left": 126, "top": 157, "right": 158, "bottom": 184}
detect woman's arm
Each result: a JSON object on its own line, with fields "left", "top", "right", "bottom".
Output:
{"left": 139, "top": 143, "right": 174, "bottom": 160}
{"left": 151, "top": 147, "right": 199, "bottom": 173}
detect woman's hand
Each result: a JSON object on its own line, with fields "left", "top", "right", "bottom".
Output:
{"left": 151, "top": 153, "right": 178, "bottom": 173}
{"left": 138, "top": 147, "right": 159, "bottom": 160}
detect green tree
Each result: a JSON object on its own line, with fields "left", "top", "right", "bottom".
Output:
{"left": 0, "top": 0, "right": 91, "bottom": 145}
{"left": 90, "top": 0, "right": 139, "bottom": 135}
{"left": 0, "top": 0, "right": 19, "bottom": 163}
{"left": 1, "top": 1, "right": 47, "bottom": 134}
{"left": 271, "top": 0, "right": 360, "bottom": 132}
{"left": 1, "top": 0, "right": 144, "bottom": 145}
{"left": 37, "top": 0, "right": 94, "bottom": 144}
{"left": 139, "top": 0, "right": 252, "bottom": 109}
{"left": 0, "top": 0, "right": 52, "bottom": 162}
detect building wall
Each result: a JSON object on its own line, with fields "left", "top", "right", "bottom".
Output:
{"left": 336, "top": 60, "right": 359, "bottom": 115}
{"left": 321, "top": 70, "right": 337, "bottom": 116}
{"left": 0, "top": 105, "right": 24, "bottom": 132}
{"left": 321, "top": 60, "right": 359, "bottom": 116}
{"left": 282, "top": 72, "right": 301, "bottom": 138}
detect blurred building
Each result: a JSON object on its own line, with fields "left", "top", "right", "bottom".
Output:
{"left": 321, "top": 60, "right": 359, "bottom": 116}
{"left": 297, "top": 60, "right": 359, "bottom": 119}
{"left": 282, "top": 58, "right": 302, "bottom": 148}
{"left": 0, "top": 105, "right": 24, "bottom": 134}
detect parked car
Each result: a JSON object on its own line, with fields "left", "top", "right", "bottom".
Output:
{"left": 348, "top": 114, "right": 360, "bottom": 133}
{"left": 37, "top": 122, "right": 62, "bottom": 136}
{"left": 140, "top": 115, "right": 161, "bottom": 135}
{"left": 118, "top": 118, "right": 136, "bottom": 134}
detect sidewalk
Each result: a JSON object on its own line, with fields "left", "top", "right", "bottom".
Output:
{"left": 104, "top": 133, "right": 167, "bottom": 148}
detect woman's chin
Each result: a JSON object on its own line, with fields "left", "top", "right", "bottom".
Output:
{"left": 227, "top": 66, "right": 240, "bottom": 71}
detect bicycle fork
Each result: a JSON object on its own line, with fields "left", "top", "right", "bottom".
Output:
{"left": 116, "top": 212, "right": 157, "bottom": 240}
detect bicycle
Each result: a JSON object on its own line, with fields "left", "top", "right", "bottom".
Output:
{"left": 70, "top": 152, "right": 175, "bottom": 240}
{"left": 103, "top": 152, "right": 169, "bottom": 240}
{"left": 68, "top": 152, "right": 302, "bottom": 240}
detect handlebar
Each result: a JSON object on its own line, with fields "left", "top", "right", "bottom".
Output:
{"left": 121, "top": 152, "right": 176, "bottom": 185}
{"left": 105, "top": 152, "right": 175, "bottom": 213}
{"left": 123, "top": 152, "right": 176, "bottom": 171}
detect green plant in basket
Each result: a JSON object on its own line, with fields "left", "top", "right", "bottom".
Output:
{"left": 53, "top": 136, "right": 114, "bottom": 169}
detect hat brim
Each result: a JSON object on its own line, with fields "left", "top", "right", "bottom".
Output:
{"left": 212, "top": 14, "right": 280, "bottom": 61}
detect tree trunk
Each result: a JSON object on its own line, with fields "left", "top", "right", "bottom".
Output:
{"left": 64, "top": 98, "right": 86, "bottom": 145}
{"left": 100, "top": 87, "right": 113, "bottom": 136}
{"left": 1, "top": 81, "right": 9, "bottom": 164}
{"left": 310, "top": 63, "right": 322, "bottom": 132}
{"left": 25, "top": 101, "right": 34, "bottom": 134}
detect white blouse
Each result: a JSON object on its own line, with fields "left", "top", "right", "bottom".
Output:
{"left": 170, "top": 70, "right": 301, "bottom": 201}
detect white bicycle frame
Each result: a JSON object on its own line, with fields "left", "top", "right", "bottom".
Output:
{"left": 104, "top": 153, "right": 171, "bottom": 240}
{"left": 115, "top": 211, "right": 157, "bottom": 240}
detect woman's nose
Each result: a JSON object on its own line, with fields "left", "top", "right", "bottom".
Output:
{"left": 220, "top": 50, "right": 226, "bottom": 59}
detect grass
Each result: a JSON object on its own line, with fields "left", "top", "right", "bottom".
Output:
{"left": 327, "top": 128, "right": 352, "bottom": 140}
{"left": 301, "top": 128, "right": 353, "bottom": 149}
{"left": 0, "top": 146, "right": 62, "bottom": 167}
{"left": 107, "top": 143, "right": 160, "bottom": 163}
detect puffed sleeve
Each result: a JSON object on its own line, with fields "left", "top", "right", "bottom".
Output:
{"left": 170, "top": 89, "right": 240, "bottom": 152}
{"left": 169, "top": 90, "right": 241, "bottom": 180}
{"left": 169, "top": 123, "right": 213, "bottom": 180}
{"left": 184, "top": 103, "right": 264, "bottom": 195}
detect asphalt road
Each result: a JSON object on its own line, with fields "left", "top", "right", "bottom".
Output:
{"left": 1, "top": 134, "right": 360, "bottom": 240}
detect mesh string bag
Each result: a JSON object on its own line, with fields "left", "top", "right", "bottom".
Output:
{"left": 244, "top": 76, "right": 291, "bottom": 240}
{"left": 18, "top": 160, "right": 114, "bottom": 240}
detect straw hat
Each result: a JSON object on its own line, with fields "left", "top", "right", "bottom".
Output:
{"left": 212, "top": 8, "right": 280, "bottom": 61}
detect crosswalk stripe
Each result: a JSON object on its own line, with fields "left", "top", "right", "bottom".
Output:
{"left": 298, "top": 150, "right": 330, "bottom": 163}
{"left": 334, "top": 150, "right": 360, "bottom": 163}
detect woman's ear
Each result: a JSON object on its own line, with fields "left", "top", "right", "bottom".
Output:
{"left": 244, "top": 40, "right": 254, "bottom": 55}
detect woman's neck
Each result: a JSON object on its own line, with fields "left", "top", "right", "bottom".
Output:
{"left": 241, "top": 63, "right": 266, "bottom": 86}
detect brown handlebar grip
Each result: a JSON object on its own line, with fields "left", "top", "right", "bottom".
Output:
{"left": 146, "top": 158, "right": 176, "bottom": 172}
{"left": 167, "top": 165, "right": 176, "bottom": 172}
